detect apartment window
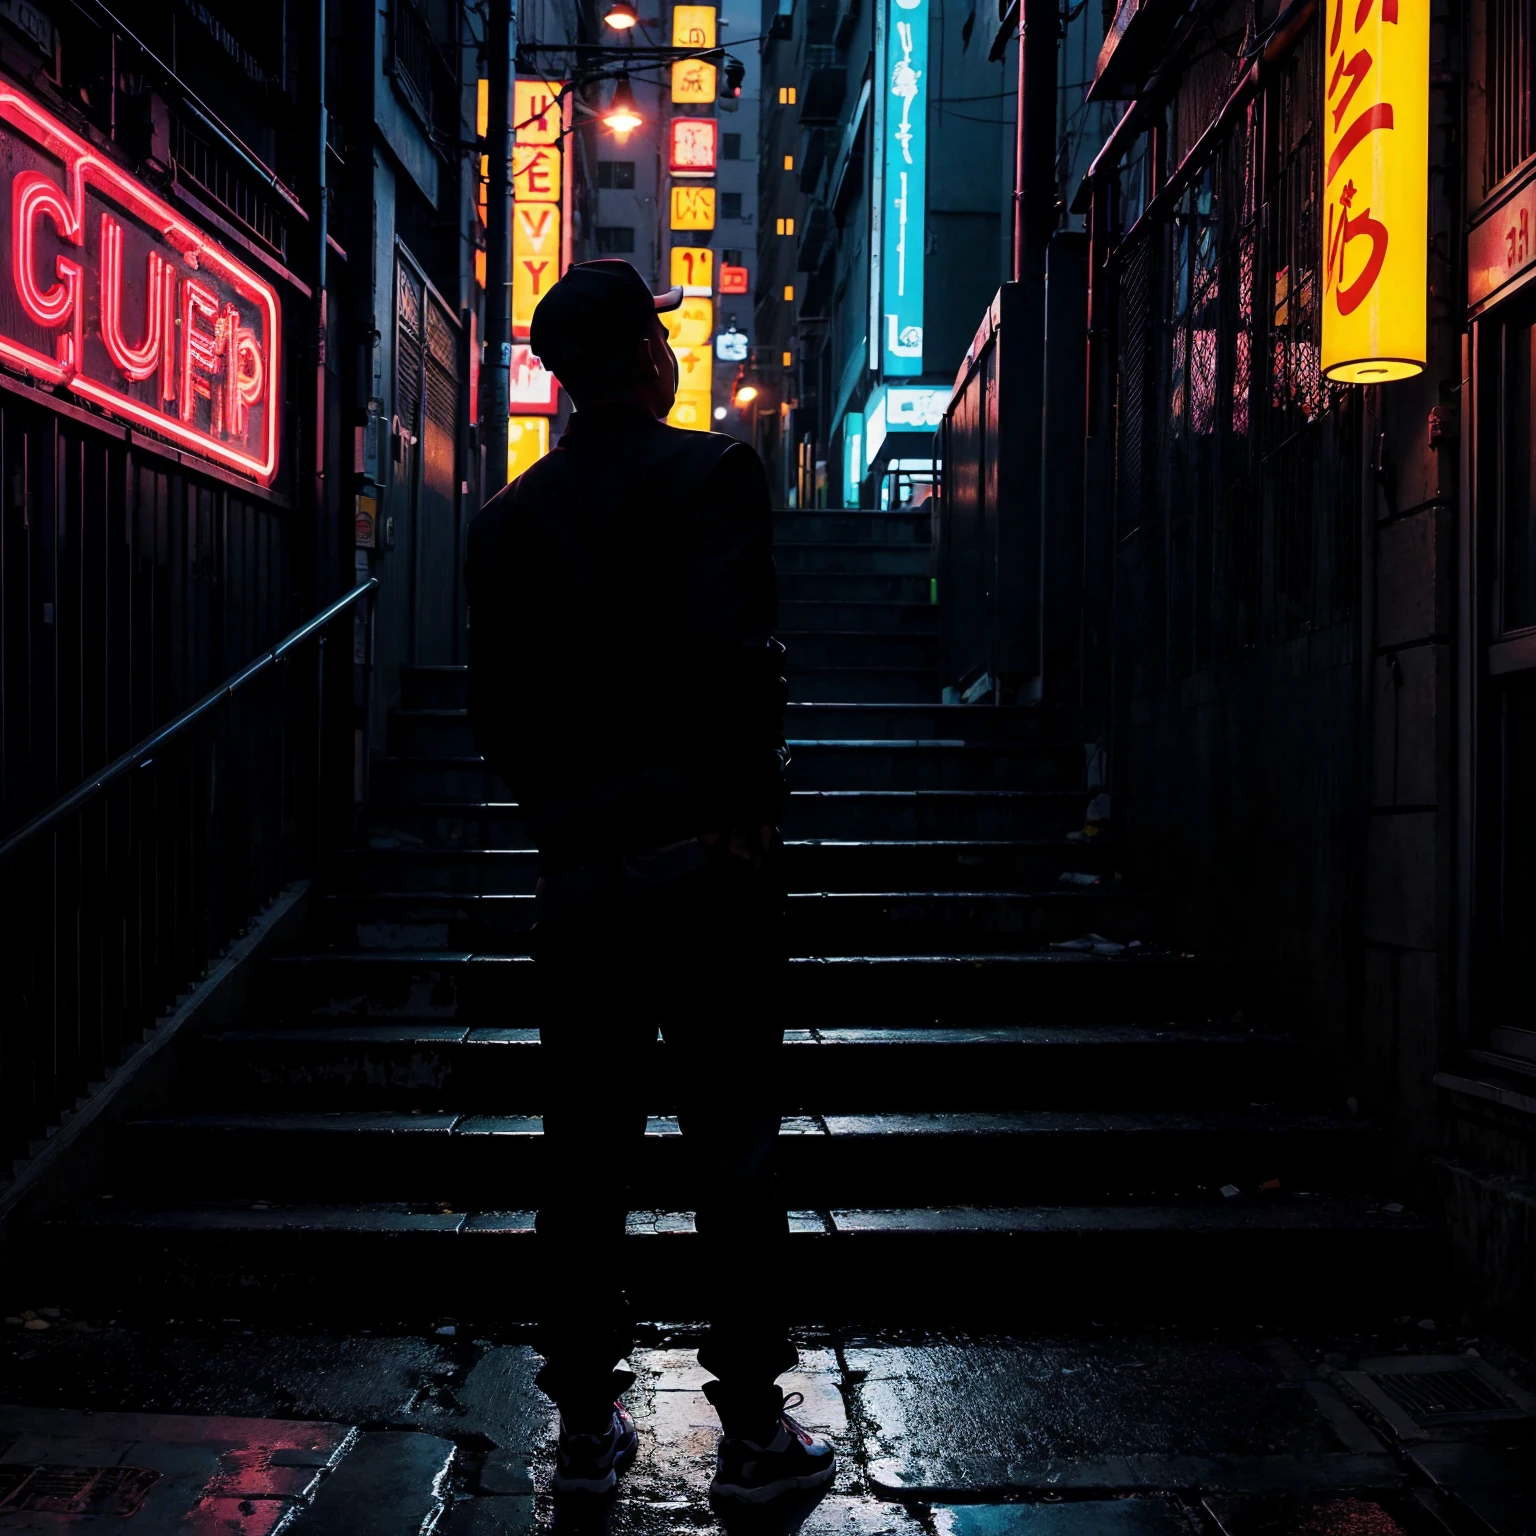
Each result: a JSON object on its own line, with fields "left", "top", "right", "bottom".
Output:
{"left": 783, "top": 154, "right": 794, "bottom": 170}
{"left": 597, "top": 160, "right": 637, "bottom": 189}
{"left": 783, "top": 284, "right": 794, "bottom": 301}
{"left": 782, "top": 351, "right": 793, "bottom": 366}
{"left": 1488, "top": 0, "right": 1535, "bottom": 190}
{"left": 596, "top": 226, "right": 636, "bottom": 252}
{"left": 776, "top": 216, "right": 795, "bottom": 235}
{"left": 723, "top": 249, "right": 744, "bottom": 265}
{"left": 721, "top": 192, "right": 742, "bottom": 219}
{"left": 722, "top": 133, "right": 742, "bottom": 159}
{"left": 778, "top": 86, "right": 796, "bottom": 105}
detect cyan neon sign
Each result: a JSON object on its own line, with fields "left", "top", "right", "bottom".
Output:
{"left": 876, "top": 0, "right": 927, "bottom": 377}
{"left": 843, "top": 412, "right": 864, "bottom": 505}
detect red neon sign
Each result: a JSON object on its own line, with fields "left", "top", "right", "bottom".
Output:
{"left": 719, "top": 263, "right": 748, "bottom": 294}
{"left": 0, "top": 85, "right": 280, "bottom": 483}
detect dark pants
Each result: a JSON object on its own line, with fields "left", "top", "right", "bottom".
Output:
{"left": 533, "top": 844, "right": 798, "bottom": 1435}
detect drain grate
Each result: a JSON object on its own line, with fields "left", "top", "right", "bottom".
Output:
{"left": 1368, "top": 1366, "right": 1513, "bottom": 1421}
{"left": 0, "top": 1465, "right": 160, "bottom": 1515}
{"left": 1341, "top": 1355, "right": 1536, "bottom": 1438}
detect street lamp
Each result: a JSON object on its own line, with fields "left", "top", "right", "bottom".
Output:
{"left": 604, "top": 0, "right": 639, "bottom": 26}
{"left": 733, "top": 384, "right": 758, "bottom": 406}
{"left": 602, "top": 72, "right": 643, "bottom": 136}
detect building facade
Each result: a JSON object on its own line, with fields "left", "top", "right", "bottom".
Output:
{"left": 0, "top": 0, "right": 484, "bottom": 1161}
{"left": 926, "top": 0, "right": 1536, "bottom": 1340}
{"left": 753, "top": 0, "right": 1114, "bottom": 507}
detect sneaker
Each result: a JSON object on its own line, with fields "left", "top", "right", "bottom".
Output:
{"left": 552, "top": 1401, "right": 638, "bottom": 1495}
{"left": 709, "top": 1393, "right": 836, "bottom": 1503}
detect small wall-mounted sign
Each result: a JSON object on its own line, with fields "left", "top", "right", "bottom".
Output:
{"left": 1469, "top": 174, "right": 1536, "bottom": 317}
{"left": 670, "top": 117, "right": 719, "bottom": 176}
{"left": 355, "top": 492, "right": 377, "bottom": 549}
{"left": 669, "top": 186, "right": 717, "bottom": 232}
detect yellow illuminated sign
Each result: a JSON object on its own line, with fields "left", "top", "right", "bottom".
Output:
{"left": 508, "top": 416, "right": 550, "bottom": 480}
{"left": 672, "top": 4, "right": 717, "bottom": 45}
{"left": 667, "top": 390, "right": 713, "bottom": 431}
{"left": 670, "top": 186, "right": 716, "bottom": 231}
{"left": 670, "top": 245, "right": 715, "bottom": 291}
{"left": 513, "top": 79, "right": 563, "bottom": 145}
{"left": 671, "top": 58, "right": 717, "bottom": 104}
{"left": 513, "top": 203, "right": 561, "bottom": 332}
{"left": 513, "top": 145, "right": 561, "bottom": 202}
{"left": 672, "top": 343, "right": 713, "bottom": 396}
{"left": 1320, "top": 0, "right": 1427, "bottom": 383}
{"left": 511, "top": 79, "right": 570, "bottom": 337}
{"left": 662, "top": 295, "right": 715, "bottom": 347}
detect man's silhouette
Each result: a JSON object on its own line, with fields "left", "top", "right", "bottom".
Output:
{"left": 466, "top": 260, "right": 834, "bottom": 1502}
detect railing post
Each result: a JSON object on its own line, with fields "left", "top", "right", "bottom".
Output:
{"left": 315, "top": 631, "right": 327, "bottom": 885}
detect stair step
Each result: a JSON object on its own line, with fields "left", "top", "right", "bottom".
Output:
{"left": 371, "top": 756, "right": 506, "bottom": 804}
{"left": 394, "top": 624, "right": 954, "bottom": 715}
{"left": 785, "top": 704, "right": 1067, "bottom": 741}
{"left": 309, "top": 889, "right": 1152, "bottom": 953}
{"left": 111, "top": 1109, "right": 1377, "bottom": 1205}
{"left": 400, "top": 665, "right": 468, "bottom": 711}
{"left": 779, "top": 571, "right": 933, "bottom": 604}
{"left": 363, "top": 801, "right": 531, "bottom": 846}
{"left": 259, "top": 949, "right": 1232, "bottom": 1024}
{"left": 774, "top": 542, "right": 933, "bottom": 575}
{"left": 780, "top": 600, "right": 938, "bottom": 633}
{"left": 390, "top": 712, "right": 1087, "bottom": 768}
{"left": 773, "top": 510, "right": 931, "bottom": 543}
{"left": 186, "top": 1024, "right": 1297, "bottom": 1111}
{"left": 786, "top": 791, "right": 1089, "bottom": 840}
{"left": 371, "top": 756, "right": 1077, "bottom": 807}
{"left": 384, "top": 703, "right": 1059, "bottom": 750}
{"left": 29, "top": 1197, "right": 1433, "bottom": 1322}
{"left": 788, "top": 742, "right": 1082, "bottom": 791}
{"left": 783, "top": 667, "right": 938, "bottom": 703}
{"left": 784, "top": 632, "right": 940, "bottom": 668}
{"left": 339, "top": 840, "right": 1114, "bottom": 890}
{"left": 360, "top": 790, "right": 1092, "bottom": 841}
{"left": 393, "top": 694, "right": 1062, "bottom": 759}
{"left": 364, "top": 798, "right": 1093, "bottom": 847}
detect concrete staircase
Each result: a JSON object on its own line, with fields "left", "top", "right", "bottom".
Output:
{"left": 29, "top": 507, "right": 1431, "bottom": 1321}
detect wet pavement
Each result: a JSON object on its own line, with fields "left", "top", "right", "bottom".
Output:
{"left": 0, "top": 1313, "right": 1530, "bottom": 1533}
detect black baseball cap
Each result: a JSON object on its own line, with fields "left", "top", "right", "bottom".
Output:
{"left": 529, "top": 259, "right": 684, "bottom": 374}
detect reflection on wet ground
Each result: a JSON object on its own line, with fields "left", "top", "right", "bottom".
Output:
{"left": 0, "top": 1317, "right": 1530, "bottom": 1534}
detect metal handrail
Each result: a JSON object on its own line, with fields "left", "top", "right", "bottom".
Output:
{"left": 0, "top": 577, "right": 378, "bottom": 865}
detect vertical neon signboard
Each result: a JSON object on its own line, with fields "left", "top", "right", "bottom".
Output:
{"left": 843, "top": 412, "right": 865, "bottom": 505}
{"left": 512, "top": 79, "right": 570, "bottom": 338}
{"left": 880, "top": 0, "right": 927, "bottom": 376}
{"left": 1319, "top": 0, "right": 1426, "bottom": 382}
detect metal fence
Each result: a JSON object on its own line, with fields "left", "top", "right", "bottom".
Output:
{"left": 1487, "top": 0, "right": 1534, "bottom": 192}
{"left": 391, "top": 0, "right": 462, "bottom": 147}
{"left": 0, "top": 394, "right": 363, "bottom": 1170}
{"left": 1112, "top": 17, "right": 1361, "bottom": 697}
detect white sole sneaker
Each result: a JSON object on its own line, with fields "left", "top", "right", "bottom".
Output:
{"left": 709, "top": 1460, "right": 836, "bottom": 1504}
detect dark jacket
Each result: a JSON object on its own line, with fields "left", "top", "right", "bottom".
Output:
{"left": 465, "top": 402, "right": 787, "bottom": 867}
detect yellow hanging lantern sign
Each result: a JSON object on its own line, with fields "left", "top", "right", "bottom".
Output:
{"left": 1320, "top": 0, "right": 1428, "bottom": 383}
